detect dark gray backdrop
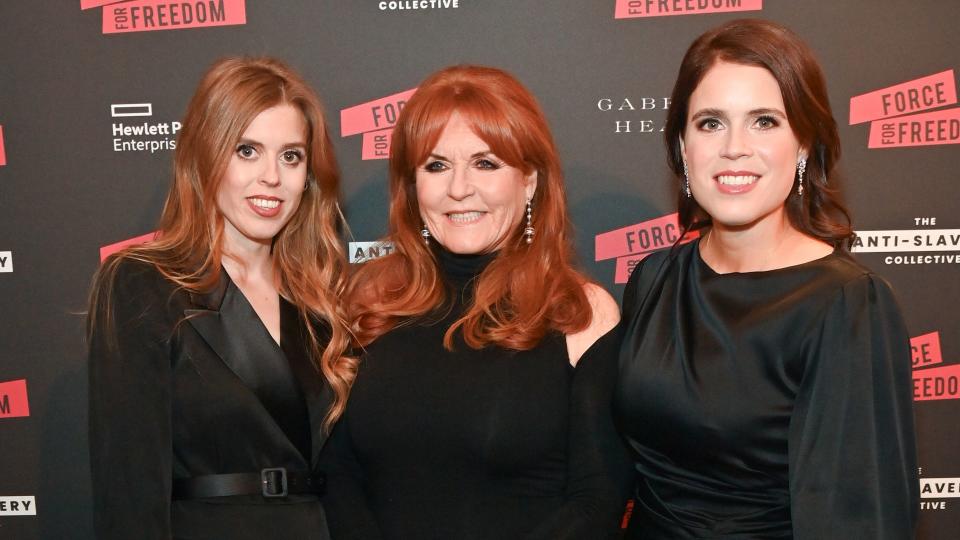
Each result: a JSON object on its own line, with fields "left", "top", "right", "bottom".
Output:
{"left": 1, "top": 1, "right": 957, "bottom": 538}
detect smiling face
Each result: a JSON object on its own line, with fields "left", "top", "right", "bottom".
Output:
{"left": 216, "top": 103, "right": 308, "bottom": 253}
{"left": 681, "top": 61, "right": 806, "bottom": 231}
{"left": 415, "top": 112, "right": 536, "bottom": 254}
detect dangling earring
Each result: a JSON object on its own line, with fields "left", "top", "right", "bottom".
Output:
{"left": 796, "top": 157, "right": 807, "bottom": 196}
{"left": 523, "top": 198, "right": 535, "bottom": 244}
{"left": 421, "top": 225, "right": 431, "bottom": 245}
{"left": 682, "top": 160, "right": 691, "bottom": 198}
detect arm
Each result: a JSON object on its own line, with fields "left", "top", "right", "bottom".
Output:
{"left": 88, "top": 260, "right": 175, "bottom": 540}
{"left": 525, "top": 285, "right": 634, "bottom": 540}
{"left": 318, "top": 407, "right": 385, "bottom": 540}
{"left": 789, "top": 274, "right": 919, "bottom": 540}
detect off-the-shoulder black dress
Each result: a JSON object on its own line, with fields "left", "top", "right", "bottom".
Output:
{"left": 321, "top": 248, "right": 631, "bottom": 540}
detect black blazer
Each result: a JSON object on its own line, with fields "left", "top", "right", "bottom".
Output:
{"left": 88, "top": 259, "right": 333, "bottom": 540}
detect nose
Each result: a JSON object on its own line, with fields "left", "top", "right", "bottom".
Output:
{"left": 447, "top": 164, "right": 475, "bottom": 200}
{"left": 258, "top": 155, "right": 281, "bottom": 187}
{"left": 720, "top": 126, "right": 751, "bottom": 160}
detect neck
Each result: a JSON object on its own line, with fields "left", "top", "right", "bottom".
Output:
{"left": 434, "top": 244, "right": 497, "bottom": 287}
{"left": 700, "top": 210, "right": 813, "bottom": 273}
{"left": 221, "top": 234, "right": 275, "bottom": 286}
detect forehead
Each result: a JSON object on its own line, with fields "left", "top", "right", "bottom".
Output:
{"left": 432, "top": 112, "right": 488, "bottom": 152}
{"left": 689, "top": 61, "right": 784, "bottom": 111}
{"left": 243, "top": 103, "right": 307, "bottom": 139}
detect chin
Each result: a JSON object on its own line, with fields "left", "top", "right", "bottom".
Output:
{"left": 437, "top": 236, "right": 496, "bottom": 255}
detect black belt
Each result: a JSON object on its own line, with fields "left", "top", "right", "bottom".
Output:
{"left": 172, "top": 468, "right": 325, "bottom": 500}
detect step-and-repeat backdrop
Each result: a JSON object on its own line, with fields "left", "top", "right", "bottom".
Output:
{"left": 1, "top": 1, "right": 957, "bottom": 538}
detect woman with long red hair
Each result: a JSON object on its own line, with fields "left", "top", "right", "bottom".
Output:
{"left": 321, "top": 65, "right": 631, "bottom": 539}
{"left": 87, "top": 57, "right": 354, "bottom": 539}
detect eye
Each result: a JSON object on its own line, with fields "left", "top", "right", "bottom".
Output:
{"left": 474, "top": 158, "right": 501, "bottom": 170}
{"left": 280, "top": 149, "right": 304, "bottom": 165}
{"left": 422, "top": 160, "right": 448, "bottom": 173}
{"left": 755, "top": 115, "right": 780, "bottom": 129}
{"left": 236, "top": 144, "right": 258, "bottom": 160}
{"left": 696, "top": 118, "right": 723, "bottom": 131}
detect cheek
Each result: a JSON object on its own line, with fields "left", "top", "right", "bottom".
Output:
{"left": 415, "top": 181, "right": 439, "bottom": 213}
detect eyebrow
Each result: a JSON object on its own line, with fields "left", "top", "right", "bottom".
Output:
{"left": 237, "top": 138, "right": 307, "bottom": 148}
{"left": 427, "top": 150, "right": 494, "bottom": 162}
{"left": 690, "top": 107, "right": 787, "bottom": 121}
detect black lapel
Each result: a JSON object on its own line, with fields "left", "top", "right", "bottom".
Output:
{"left": 185, "top": 271, "right": 308, "bottom": 463}
{"left": 184, "top": 272, "right": 232, "bottom": 369}
{"left": 280, "top": 300, "right": 335, "bottom": 467}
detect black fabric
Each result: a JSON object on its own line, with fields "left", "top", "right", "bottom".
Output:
{"left": 213, "top": 281, "right": 312, "bottom": 462}
{"left": 615, "top": 240, "right": 918, "bottom": 539}
{"left": 171, "top": 469, "right": 325, "bottom": 499}
{"left": 88, "top": 259, "right": 334, "bottom": 540}
{"left": 320, "top": 249, "right": 632, "bottom": 540}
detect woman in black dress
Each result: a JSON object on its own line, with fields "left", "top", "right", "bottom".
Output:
{"left": 321, "top": 65, "right": 631, "bottom": 539}
{"left": 87, "top": 57, "right": 354, "bottom": 539}
{"left": 615, "top": 19, "right": 918, "bottom": 539}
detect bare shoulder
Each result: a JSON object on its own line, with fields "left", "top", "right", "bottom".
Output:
{"left": 565, "top": 282, "right": 620, "bottom": 367}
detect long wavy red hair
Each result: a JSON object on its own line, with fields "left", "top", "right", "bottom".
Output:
{"left": 88, "top": 57, "right": 356, "bottom": 429}
{"left": 348, "top": 65, "right": 592, "bottom": 350}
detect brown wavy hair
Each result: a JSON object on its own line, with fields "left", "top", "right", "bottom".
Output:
{"left": 348, "top": 65, "right": 592, "bottom": 350}
{"left": 664, "top": 18, "right": 855, "bottom": 247}
{"left": 87, "top": 57, "right": 356, "bottom": 429}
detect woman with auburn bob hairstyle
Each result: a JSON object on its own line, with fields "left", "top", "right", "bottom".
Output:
{"left": 321, "top": 65, "right": 631, "bottom": 539}
{"left": 615, "top": 19, "right": 918, "bottom": 539}
{"left": 87, "top": 57, "right": 354, "bottom": 540}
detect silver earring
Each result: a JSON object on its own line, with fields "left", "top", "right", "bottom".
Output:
{"left": 682, "top": 161, "right": 691, "bottom": 198}
{"left": 797, "top": 157, "right": 807, "bottom": 196}
{"left": 421, "top": 225, "right": 430, "bottom": 245}
{"left": 523, "top": 199, "right": 535, "bottom": 244}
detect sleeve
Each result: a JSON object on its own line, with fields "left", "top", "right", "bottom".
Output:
{"left": 524, "top": 324, "right": 635, "bottom": 540}
{"left": 88, "top": 261, "right": 175, "bottom": 540}
{"left": 788, "top": 274, "right": 919, "bottom": 540}
{"left": 318, "top": 407, "right": 385, "bottom": 540}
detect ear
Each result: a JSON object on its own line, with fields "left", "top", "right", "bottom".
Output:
{"left": 678, "top": 136, "right": 687, "bottom": 164}
{"left": 798, "top": 148, "right": 809, "bottom": 163}
{"left": 524, "top": 170, "right": 538, "bottom": 201}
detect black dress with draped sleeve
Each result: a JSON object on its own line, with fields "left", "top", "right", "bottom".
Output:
{"left": 614, "top": 240, "right": 918, "bottom": 539}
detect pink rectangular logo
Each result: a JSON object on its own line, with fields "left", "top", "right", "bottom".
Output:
{"left": 614, "top": 252, "right": 652, "bottom": 284}
{"left": 100, "top": 231, "right": 158, "bottom": 261}
{"left": 361, "top": 128, "right": 395, "bottom": 161}
{"left": 0, "top": 379, "right": 30, "bottom": 419}
{"left": 0, "top": 125, "right": 6, "bottom": 167}
{"left": 595, "top": 213, "right": 696, "bottom": 261}
{"left": 867, "top": 107, "right": 960, "bottom": 148}
{"left": 849, "top": 70, "right": 956, "bottom": 125}
{"left": 341, "top": 89, "right": 417, "bottom": 137}
{"left": 81, "top": 0, "right": 127, "bottom": 9}
{"left": 102, "top": 0, "right": 246, "bottom": 34}
{"left": 913, "top": 363, "right": 960, "bottom": 401}
{"left": 912, "top": 331, "right": 943, "bottom": 369}
{"left": 615, "top": 0, "right": 762, "bottom": 19}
